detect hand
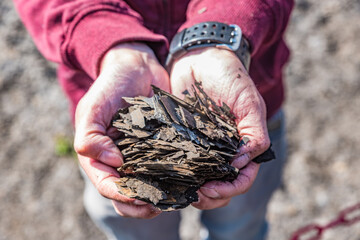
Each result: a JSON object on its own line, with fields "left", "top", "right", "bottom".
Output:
{"left": 170, "top": 47, "right": 270, "bottom": 210}
{"left": 74, "top": 43, "right": 170, "bottom": 218}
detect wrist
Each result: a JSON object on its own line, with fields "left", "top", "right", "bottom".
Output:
{"left": 100, "top": 42, "right": 156, "bottom": 73}
{"left": 172, "top": 47, "right": 249, "bottom": 77}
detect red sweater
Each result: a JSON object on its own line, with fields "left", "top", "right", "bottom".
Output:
{"left": 14, "top": 0, "right": 294, "bottom": 120}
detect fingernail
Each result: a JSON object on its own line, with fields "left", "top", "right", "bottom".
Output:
{"left": 232, "top": 153, "right": 250, "bottom": 169}
{"left": 200, "top": 187, "right": 220, "bottom": 199}
{"left": 133, "top": 200, "right": 148, "bottom": 206}
{"left": 151, "top": 206, "right": 162, "bottom": 214}
{"left": 99, "top": 151, "right": 123, "bottom": 166}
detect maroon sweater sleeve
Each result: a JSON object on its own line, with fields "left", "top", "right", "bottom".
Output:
{"left": 179, "top": 0, "right": 294, "bottom": 119}
{"left": 13, "top": 0, "right": 168, "bottom": 79}
{"left": 180, "top": 0, "right": 294, "bottom": 56}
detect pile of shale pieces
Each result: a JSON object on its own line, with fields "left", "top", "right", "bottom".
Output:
{"left": 112, "top": 83, "right": 274, "bottom": 211}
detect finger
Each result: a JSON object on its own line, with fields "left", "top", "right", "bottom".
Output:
{"left": 191, "top": 191, "right": 230, "bottom": 210}
{"left": 112, "top": 200, "right": 162, "bottom": 219}
{"left": 237, "top": 130, "right": 270, "bottom": 163}
{"left": 78, "top": 155, "right": 135, "bottom": 203}
{"left": 230, "top": 152, "right": 252, "bottom": 169}
{"left": 80, "top": 155, "right": 163, "bottom": 219}
{"left": 106, "top": 126, "right": 123, "bottom": 140}
{"left": 200, "top": 161, "right": 260, "bottom": 199}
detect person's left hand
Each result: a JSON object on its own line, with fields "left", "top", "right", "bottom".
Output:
{"left": 169, "top": 47, "right": 270, "bottom": 210}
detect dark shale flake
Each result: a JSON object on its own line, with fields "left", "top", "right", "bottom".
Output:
{"left": 112, "top": 82, "right": 275, "bottom": 211}
{"left": 130, "top": 107, "right": 145, "bottom": 128}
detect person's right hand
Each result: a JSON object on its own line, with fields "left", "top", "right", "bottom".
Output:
{"left": 74, "top": 43, "right": 170, "bottom": 219}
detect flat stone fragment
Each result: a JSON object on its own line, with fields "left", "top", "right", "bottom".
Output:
{"left": 130, "top": 107, "right": 145, "bottom": 128}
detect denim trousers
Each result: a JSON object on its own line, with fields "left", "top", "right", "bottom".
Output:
{"left": 82, "top": 110, "right": 286, "bottom": 240}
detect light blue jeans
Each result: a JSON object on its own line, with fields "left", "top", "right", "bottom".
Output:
{"left": 82, "top": 110, "right": 286, "bottom": 240}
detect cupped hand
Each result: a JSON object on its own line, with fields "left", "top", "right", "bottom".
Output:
{"left": 74, "top": 43, "right": 170, "bottom": 218}
{"left": 169, "top": 47, "right": 270, "bottom": 210}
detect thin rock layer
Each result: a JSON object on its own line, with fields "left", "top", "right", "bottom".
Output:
{"left": 112, "top": 83, "right": 274, "bottom": 211}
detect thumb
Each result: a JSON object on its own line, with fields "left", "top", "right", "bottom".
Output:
{"left": 74, "top": 130, "right": 123, "bottom": 167}
{"left": 74, "top": 100, "right": 123, "bottom": 167}
{"left": 233, "top": 110, "right": 270, "bottom": 169}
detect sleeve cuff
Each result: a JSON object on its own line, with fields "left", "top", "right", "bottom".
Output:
{"left": 62, "top": 10, "right": 168, "bottom": 79}
{"left": 179, "top": 0, "right": 277, "bottom": 56}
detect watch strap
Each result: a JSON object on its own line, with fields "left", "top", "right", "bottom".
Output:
{"left": 165, "top": 22, "right": 251, "bottom": 72}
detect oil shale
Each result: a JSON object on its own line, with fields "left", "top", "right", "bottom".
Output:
{"left": 112, "top": 83, "right": 274, "bottom": 211}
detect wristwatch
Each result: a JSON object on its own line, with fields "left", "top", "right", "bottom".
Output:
{"left": 165, "top": 21, "right": 251, "bottom": 72}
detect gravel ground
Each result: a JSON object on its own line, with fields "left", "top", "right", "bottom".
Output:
{"left": 1, "top": 0, "right": 359, "bottom": 239}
